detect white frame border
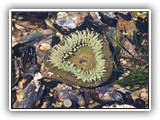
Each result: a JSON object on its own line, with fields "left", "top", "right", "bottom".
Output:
{"left": 9, "top": 9, "right": 151, "bottom": 111}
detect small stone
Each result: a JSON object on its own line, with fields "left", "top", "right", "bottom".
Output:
{"left": 63, "top": 99, "right": 72, "bottom": 108}
{"left": 122, "top": 72, "right": 129, "bottom": 77}
{"left": 140, "top": 91, "right": 148, "bottom": 101}
{"left": 56, "top": 32, "right": 63, "bottom": 40}
{"left": 15, "top": 24, "right": 24, "bottom": 29}
{"left": 88, "top": 102, "right": 100, "bottom": 108}
{"left": 113, "top": 84, "right": 121, "bottom": 89}
{"left": 134, "top": 84, "right": 140, "bottom": 89}
{"left": 41, "top": 101, "right": 48, "bottom": 108}
{"left": 126, "top": 86, "right": 130, "bottom": 90}
{"left": 118, "top": 77, "right": 123, "bottom": 80}
{"left": 34, "top": 72, "right": 42, "bottom": 80}
{"left": 18, "top": 79, "right": 27, "bottom": 89}
{"left": 45, "top": 18, "right": 54, "bottom": 28}
{"left": 16, "top": 91, "right": 24, "bottom": 102}
{"left": 41, "top": 63, "right": 45, "bottom": 72}
{"left": 39, "top": 43, "right": 51, "bottom": 51}
{"left": 47, "top": 72, "right": 54, "bottom": 77}
{"left": 131, "top": 91, "right": 141, "bottom": 100}
{"left": 121, "top": 60, "right": 127, "bottom": 65}
{"left": 52, "top": 102, "right": 63, "bottom": 108}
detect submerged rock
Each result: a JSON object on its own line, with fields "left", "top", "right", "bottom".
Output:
{"left": 55, "top": 12, "right": 88, "bottom": 29}
{"left": 13, "top": 80, "right": 44, "bottom": 108}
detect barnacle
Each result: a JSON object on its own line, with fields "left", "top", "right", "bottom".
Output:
{"left": 46, "top": 30, "right": 113, "bottom": 87}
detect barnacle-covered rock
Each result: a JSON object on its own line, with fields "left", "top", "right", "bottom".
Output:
{"left": 44, "top": 30, "right": 113, "bottom": 87}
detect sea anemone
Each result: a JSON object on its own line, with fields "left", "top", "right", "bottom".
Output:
{"left": 46, "top": 30, "right": 113, "bottom": 87}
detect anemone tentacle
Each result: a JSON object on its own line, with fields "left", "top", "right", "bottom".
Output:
{"left": 49, "top": 30, "right": 112, "bottom": 84}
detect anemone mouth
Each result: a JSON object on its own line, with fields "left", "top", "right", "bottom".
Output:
{"left": 47, "top": 30, "right": 113, "bottom": 87}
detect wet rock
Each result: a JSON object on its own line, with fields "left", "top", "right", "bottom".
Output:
{"left": 18, "top": 74, "right": 33, "bottom": 89}
{"left": 13, "top": 80, "right": 44, "bottom": 108}
{"left": 101, "top": 12, "right": 116, "bottom": 19}
{"left": 117, "top": 12, "right": 132, "bottom": 20}
{"left": 62, "top": 99, "right": 80, "bottom": 108}
{"left": 53, "top": 12, "right": 89, "bottom": 35}
{"left": 133, "top": 99, "right": 146, "bottom": 108}
{"left": 12, "top": 29, "right": 28, "bottom": 46}
{"left": 140, "top": 89, "right": 148, "bottom": 101}
{"left": 12, "top": 29, "right": 53, "bottom": 47}
{"left": 11, "top": 56, "right": 21, "bottom": 87}
{"left": 131, "top": 90, "right": 141, "bottom": 100}
{"left": 99, "top": 12, "right": 117, "bottom": 27}
{"left": 12, "top": 12, "right": 49, "bottom": 20}
{"left": 21, "top": 46, "right": 38, "bottom": 74}
{"left": 92, "top": 85, "right": 125, "bottom": 103}
{"left": 52, "top": 83, "right": 85, "bottom": 108}
{"left": 55, "top": 12, "right": 88, "bottom": 29}
{"left": 52, "top": 101, "right": 63, "bottom": 108}
{"left": 12, "top": 12, "right": 48, "bottom": 29}
{"left": 38, "top": 43, "right": 51, "bottom": 51}
{"left": 40, "top": 97, "right": 53, "bottom": 108}
{"left": 63, "top": 99, "right": 72, "bottom": 108}
{"left": 120, "top": 39, "right": 138, "bottom": 58}
{"left": 117, "top": 17, "right": 137, "bottom": 37}
{"left": 88, "top": 102, "right": 101, "bottom": 108}
{"left": 131, "top": 88, "right": 148, "bottom": 102}
{"left": 89, "top": 12, "right": 102, "bottom": 23}
{"left": 105, "top": 26, "right": 117, "bottom": 40}
{"left": 51, "top": 36, "right": 61, "bottom": 47}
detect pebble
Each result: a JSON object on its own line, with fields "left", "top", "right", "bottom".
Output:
{"left": 63, "top": 99, "right": 72, "bottom": 108}
{"left": 39, "top": 43, "right": 51, "bottom": 51}
{"left": 18, "top": 79, "right": 27, "bottom": 89}
{"left": 45, "top": 18, "right": 54, "bottom": 28}
{"left": 122, "top": 72, "right": 130, "bottom": 77}
{"left": 56, "top": 32, "right": 63, "bottom": 40}
{"left": 118, "top": 77, "right": 123, "bottom": 80}
{"left": 33, "top": 72, "right": 42, "bottom": 80}
{"left": 125, "top": 86, "right": 131, "bottom": 90}
{"left": 113, "top": 84, "right": 121, "bottom": 89}
{"left": 121, "top": 60, "right": 127, "bottom": 65}
{"left": 140, "top": 92, "right": 148, "bottom": 101}
{"left": 15, "top": 24, "right": 24, "bottom": 29}
{"left": 16, "top": 91, "right": 24, "bottom": 102}
{"left": 52, "top": 102, "right": 63, "bottom": 108}
{"left": 131, "top": 91, "right": 141, "bottom": 100}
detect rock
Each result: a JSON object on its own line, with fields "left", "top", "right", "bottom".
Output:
{"left": 131, "top": 91, "right": 141, "bottom": 100}
{"left": 13, "top": 80, "right": 44, "bottom": 108}
{"left": 55, "top": 12, "right": 88, "bottom": 29}
{"left": 140, "top": 92, "right": 148, "bottom": 101}
{"left": 117, "top": 17, "right": 137, "bottom": 37}
{"left": 38, "top": 43, "right": 51, "bottom": 51}
{"left": 63, "top": 99, "right": 72, "bottom": 108}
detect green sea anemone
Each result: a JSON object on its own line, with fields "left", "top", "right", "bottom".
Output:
{"left": 46, "top": 30, "right": 113, "bottom": 87}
